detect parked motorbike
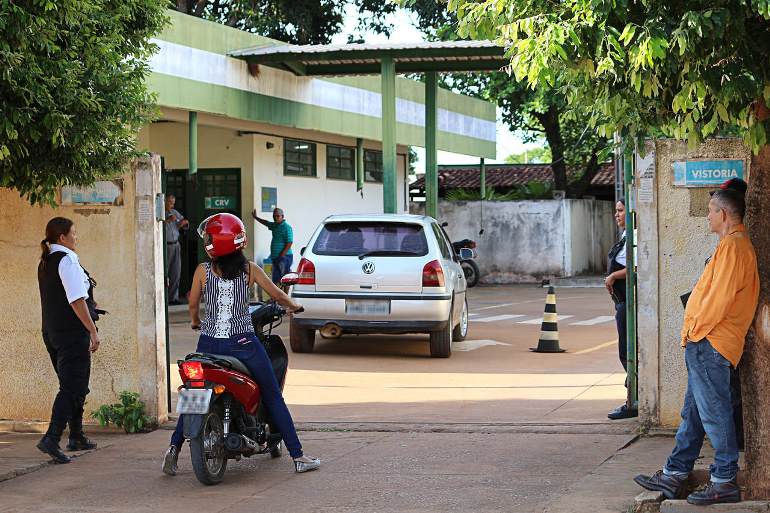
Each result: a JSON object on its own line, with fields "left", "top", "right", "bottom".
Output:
{"left": 175, "top": 274, "right": 302, "bottom": 485}
{"left": 452, "top": 239, "right": 480, "bottom": 288}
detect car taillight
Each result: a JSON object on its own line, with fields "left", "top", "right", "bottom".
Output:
{"left": 181, "top": 361, "right": 204, "bottom": 380}
{"left": 297, "top": 258, "right": 316, "bottom": 285}
{"left": 422, "top": 260, "right": 445, "bottom": 287}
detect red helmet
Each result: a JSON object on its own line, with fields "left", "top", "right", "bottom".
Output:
{"left": 197, "top": 213, "right": 247, "bottom": 257}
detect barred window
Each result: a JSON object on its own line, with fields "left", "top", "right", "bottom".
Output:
{"left": 284, "top": 139, "right": 316, "bottom": 177}
{"left": 326, "top": 145, "right": 355, "bottom": 180}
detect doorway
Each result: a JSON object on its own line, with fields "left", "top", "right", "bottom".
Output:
{"left": 163, "top": 168, "right": 241, "bottom": 299}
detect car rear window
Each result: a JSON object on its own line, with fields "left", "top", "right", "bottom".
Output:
{"left": 312, "top": 222, "right": 429, "bottom": 257}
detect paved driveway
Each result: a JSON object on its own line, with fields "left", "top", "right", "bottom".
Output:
{"left": 169, "top": 285, "right": 627, "bottom": 425}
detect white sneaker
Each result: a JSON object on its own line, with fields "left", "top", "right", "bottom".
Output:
{"left": 162, "top": 445, "right": 179, "bottom": 476}
{"left": 293, "top": 455, "right": 320, "bottom": 473}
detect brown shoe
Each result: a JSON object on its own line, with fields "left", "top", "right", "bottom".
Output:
{"left": 634, "top": 470, "right": 686, "bottom": 500}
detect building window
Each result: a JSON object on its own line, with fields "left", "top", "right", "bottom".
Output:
{"left": 365, "top": 150, "right": 383, "bottom": 183}
{"left": 326, "top": 145, "right": 355, "bottom": 180}
{"left": 284, "top": 139, "right": 316, "bottom": 177}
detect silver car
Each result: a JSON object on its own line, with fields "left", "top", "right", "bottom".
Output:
{"left": 288, "top": 214, "right": 470, "bottom": 358}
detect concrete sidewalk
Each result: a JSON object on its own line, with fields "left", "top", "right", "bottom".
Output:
{"left": 0, "top": 425, "right": 632, "bottom": 512}
{"left": 0, "top": 424, "right": 704, "bottom": 513}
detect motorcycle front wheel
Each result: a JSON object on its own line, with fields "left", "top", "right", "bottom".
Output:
{"left": 190, "top": 409, "right": 228, "bottom": 485}
{"left": 461, "top": 260, "right": 480, "bottom": 288}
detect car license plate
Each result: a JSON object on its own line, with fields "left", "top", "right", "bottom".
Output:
{"left": 346, "top": 299, "right": 391, "bottom": 316}
{"left": 176, "top": 389, "right": 213, "bottom": 415}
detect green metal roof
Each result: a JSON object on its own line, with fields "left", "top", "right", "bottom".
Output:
{"left": 229, "top": 40, "right": 509, "bottom": 76}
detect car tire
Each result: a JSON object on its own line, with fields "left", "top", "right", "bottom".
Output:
{"left": 429, "top": 309, "right": 452, "bottom": 358}
{"left": 452, "top": 297, "right": 469, "bottom": 342}
{"left": 289, "top": 319, "right": 315, "bottom": 353}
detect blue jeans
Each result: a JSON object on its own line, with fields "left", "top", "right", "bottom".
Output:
{"left": 170, "top": 333, "right": 303, "bottom": 458}
{"left": 665, "top": 339, "right": 738, "bottom": 482}
{"left": 271, "top": 255, "right": 293, "bottom": 284}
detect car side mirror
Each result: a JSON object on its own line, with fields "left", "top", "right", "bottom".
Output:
{"left": 300, "top": 246, "right": 306, "bottom": 256}
{"left": 280, "top": 272, "right": 299, "bottom": 286}
{"left": 459, "top": 248, "right": 474, "bottom": 260}
{"left": 441, "top": 221, "right": 449, "bottom": 228}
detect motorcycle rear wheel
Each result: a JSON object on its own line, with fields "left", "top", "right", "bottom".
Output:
{"left": 461, "top": 260, "right": 480, "bottom": 288}
{"left": 190, "top": 409, "right": 228, "bottom": 485}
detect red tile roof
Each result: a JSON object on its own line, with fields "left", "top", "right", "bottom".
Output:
{"left": 410, "top": 163, "right": 615, "bottom": 190}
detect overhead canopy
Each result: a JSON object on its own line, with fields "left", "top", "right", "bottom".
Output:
{"left": 229, "top": 40, "right": 508, "bottom": 76}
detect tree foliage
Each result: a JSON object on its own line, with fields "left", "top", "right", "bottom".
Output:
{"left": 0, "top": 1, "right": 168, "bottom": 205}
{"left": 172, "top": 0, "right": 398, "bottom": 44}
{"left": 449, "top": 0, "right": 770, "bottom": 153}
{"left": 405, "top": 0, "right": 612, "bottom": 197}
{"left": 505, "top": 146, "right": 551, "bottom": 164}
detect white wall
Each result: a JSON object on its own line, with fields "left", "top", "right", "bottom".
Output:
{"left": 411, "top": 199, "right": 615, "bottom": 282}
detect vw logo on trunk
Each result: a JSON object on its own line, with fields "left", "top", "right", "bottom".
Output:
{"left": 362, "top": 261, "right": 375, "bottom": 274}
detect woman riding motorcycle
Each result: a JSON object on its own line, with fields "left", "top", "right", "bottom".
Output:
{"left": 162, "top": 213, "right": 320, "bottom": 475}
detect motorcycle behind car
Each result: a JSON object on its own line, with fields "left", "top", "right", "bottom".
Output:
{"left": 452, "top": 239, "right": 480, "bottom": 288}
{"left": 175, "top": 274, "right": 302, "bottom": 485}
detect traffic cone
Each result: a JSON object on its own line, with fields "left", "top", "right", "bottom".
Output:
{"left": 530, "top": 286, "right": 566, "bottom": 353}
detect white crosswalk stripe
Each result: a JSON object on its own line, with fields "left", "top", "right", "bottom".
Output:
{"left": 517, "top": 315, "right": 574, "bottom": 325}
{"left": 570, "top": 315, "right": 616, "bottom": 326}
{"left": 471, "top": 314, "right": 526, "bottom": 323}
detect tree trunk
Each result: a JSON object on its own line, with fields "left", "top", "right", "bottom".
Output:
{"left": 566, "top": 149, "right": 601, "bottom": 199}
{"left": 742, "top": 145, "right": 770, "bottom": 499}
{"left": 534, "top": 107, "right": 568, "bottom": 193}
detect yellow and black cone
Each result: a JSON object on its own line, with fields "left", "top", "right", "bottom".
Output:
{"left": 530, "top": 286, "right": 566, "bottom": 353}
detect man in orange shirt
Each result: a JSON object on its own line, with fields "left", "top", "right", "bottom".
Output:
{"left": 634, "top": 187, "right": 759, "bottom": 505}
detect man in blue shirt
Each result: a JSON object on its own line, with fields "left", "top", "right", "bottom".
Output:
{"left": 252, "top": 207, "right": 294, "bottom": 283}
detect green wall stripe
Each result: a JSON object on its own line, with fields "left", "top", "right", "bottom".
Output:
{"left": 149, "top": 73, "right": 496, "bottom": 158}
{"left": 156, "top": 10, "right": 495, "bottom": 122}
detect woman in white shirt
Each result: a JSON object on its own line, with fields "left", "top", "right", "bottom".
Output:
{"left": 37, "top": 217, "right": 100, "bottom": 464}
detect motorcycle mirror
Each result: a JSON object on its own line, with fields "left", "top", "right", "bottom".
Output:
{"left": 478, "top": 228, "right": 485, "bottom": 236}
{"left": 280, "top": 272, "right": 300, "bottom": 286}
{"left": 459, "top": 248, "right": 474, "bottom": 260}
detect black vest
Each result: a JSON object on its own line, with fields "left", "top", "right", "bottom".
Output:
{"left": 38, "top": 252, "right": 89, "bottom": 334}
{"left": 607, "top": 236, "right": 627, "bottom": 304}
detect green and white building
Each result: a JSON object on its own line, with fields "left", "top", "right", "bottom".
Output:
{"left": 138, "top": 11, "right": 498, "bottom": 293}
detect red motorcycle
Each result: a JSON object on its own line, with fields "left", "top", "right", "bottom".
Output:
{"left": 175, "top": 275, "right": 302, "bottom": 485}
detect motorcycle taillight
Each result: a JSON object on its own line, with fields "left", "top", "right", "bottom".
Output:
{"left": 181, "top": 361, "right": 204, "bottom": 380}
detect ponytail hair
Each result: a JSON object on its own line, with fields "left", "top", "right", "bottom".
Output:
{"left": 40, "top": 217, "right": 74, "bottom": 268}
{"left": 212, "top": 249, "right": 249, "bottom": 280}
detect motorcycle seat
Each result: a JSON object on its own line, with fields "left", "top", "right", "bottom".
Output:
{"left": 186, "top": 353, "right": 253, "bottom": 378}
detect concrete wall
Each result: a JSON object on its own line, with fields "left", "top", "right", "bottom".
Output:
{"left": 411, "top": 199, "right": 615, "bottom": 282}
{"left": 636, "top": 139, "right": 751, "bottom": 427}
{"left": 141, "top": 116, "right": 409, "bottom": 266}
{"left": 0, "top": 156, "right": 168, "bottom": 423}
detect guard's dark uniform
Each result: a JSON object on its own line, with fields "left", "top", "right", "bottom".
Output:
{"left": 607, "top": 235, "right": 627, "bottom": 371}
{"left": 38, "top": 251, "right": 94, "bottom": 443}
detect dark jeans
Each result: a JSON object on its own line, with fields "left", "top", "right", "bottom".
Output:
{"left": 43, "top": 330, "right": 91, "bottom": 443}
{"left": 615, "top": 301, "right": 627, "bottom": 372}
{"left": 665, "top": 339, "right": 738, "bottom": 482}
{"left": 171, "top": 333, "right": 303, "bottom": 458}
{"left": 271, "top": 254, "right": 293, "bottom": 284}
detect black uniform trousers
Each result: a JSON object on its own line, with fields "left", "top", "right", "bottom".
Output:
{"left": 43, "top": 330, "right": 91, "bottom": 442}
{"left": 615, "top": 301, "right": 627, "bottom": 372}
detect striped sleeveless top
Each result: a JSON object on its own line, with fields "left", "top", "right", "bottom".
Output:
{"left": 200, "top": 263, "right": 254, "bottom": 338}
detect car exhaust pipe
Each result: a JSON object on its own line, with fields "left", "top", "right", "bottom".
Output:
{"left": 319, "top": 323, "right": 343, "bottom": 339}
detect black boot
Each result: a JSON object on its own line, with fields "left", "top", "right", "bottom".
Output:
{"left": 634, "top": 470, "right": 686, "bottom": 500}
{"left": 687, "top": 480, "right": 741, "bottom": 505}
{"left": 66, "top": 435, "right": 97, "bottom": 451}
{"left": 37, "top": 436, "right": 71, "bottom": 464}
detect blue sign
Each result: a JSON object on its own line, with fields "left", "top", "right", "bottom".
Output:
{"left": 261, "top": 187, "right": 277, "bottom": 212}
{"left": 673, "top": 160, "right": 744, "bottom": 187}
